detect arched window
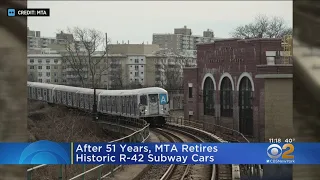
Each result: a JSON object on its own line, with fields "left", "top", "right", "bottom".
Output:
{"left": 238, "top": 77, "right": 253, "bottom": 136}
{"left": 220, "top": 77, "right": 233, "bottom": 117}
{"left": 203, "top": 77, "right": 215, "bottom": 116}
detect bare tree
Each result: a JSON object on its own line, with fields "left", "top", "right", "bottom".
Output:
{"left": 109, "top": 61, "right": 126, "bottom": 90}
{"left": 58, "top": 27, "right": 111, "bottom": 88}
{"left": 230, "top": 14, "right": 292, "bottom": 39}
{"left": 28, "top": 72, "right": 37, "bottom": 82}
{"left": 154, "top": 49, "right": 196, "bottom": 90}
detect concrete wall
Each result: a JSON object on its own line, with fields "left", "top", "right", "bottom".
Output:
{"left": 264, "top": 78, "right": 294, "bottom": 140}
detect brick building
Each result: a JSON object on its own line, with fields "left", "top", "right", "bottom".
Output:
{"left": 183, "top": 38, "right": 292, "bottom": 141}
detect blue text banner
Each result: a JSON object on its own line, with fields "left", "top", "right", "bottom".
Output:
{"left": 0, "top": 141, "right": 319, "bottom": 164}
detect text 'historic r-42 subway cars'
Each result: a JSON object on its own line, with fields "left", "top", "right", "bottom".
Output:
{"left": 27, "top": 82, "right": 170, "bottom": 126}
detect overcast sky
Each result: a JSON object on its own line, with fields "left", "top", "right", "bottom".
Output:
{"left": 28, "top": 1, "right": 292, "bottom": 44}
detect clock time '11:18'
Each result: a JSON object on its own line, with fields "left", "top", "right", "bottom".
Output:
{"left": 269, "top": 138, "right": 282, "bottom": 143}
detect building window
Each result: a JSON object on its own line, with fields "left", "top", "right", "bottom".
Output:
{"left": 141, "top": 72, "right": 143, "bottom": 74}
{"left": 141, "top": 79, "right": 143, "bottom": 81}
{"left": 135, "top": 72, "right": 139, "bottom": 77}
{"left": 135, "top": 59, "right": 139, "bottom": 63}
{"left": 38, "top": 72, "right": 42, "bottom": 77}
{"left": 130, "top": 65, "right": 132, "bottom": 67}
{"left": 141, "top": 65, "right": 143, "bottom": 67}
{"left": 54, "top": 65, "right": 58, "bottom": 69}
{"left": 29, "top": 66, "right": 34, "bottom": 69}
{"left": 141, "top": 59, "right": 143, "bottom": 61}
{"left": 220, "top": 77, "right": 233, "bottom": 117}
{"left": 46, "top": 66, "right": 50, "bottom": 69}
{"left": 54, "top": 79, "right": 58, "bottom": 82}
{"left": 38, "top": 78, "right": 42, "bottom": 82}
{"left": 135, "top": 65, "right": 138, "bottom": 70}
{"left": 30, "top": 59, "right": 34, "bottom": 63}
{"left": 46, "top": 72, "right": 50, "bottom": 77}
{"left": 38, "top": 66, "right": 42, "bottom": 69}
{"left": 38, "top": 59, "right": 42, "bottom": 63}
{"left": 54, "top": 59, "right": 58, "bottom": 63}
{"left": 46, "top": 59, "right": 50, "bottom": 63}
{"left": 54, "top": 72, "right": 57, "bottom": 76}
{"left": 189, "top": 87, "right": 193, "bottom": 98}
{"left": 203, "top": 77, "right": 215, "bottom": 116}
{"left": 239, "top": 77, "right": 253, "bottom": 135}
{"left": 130, "top": 72, "right": 132, "bottom": 74}
{"left": 46, "top": 79, "right": 50, "bottom": 83}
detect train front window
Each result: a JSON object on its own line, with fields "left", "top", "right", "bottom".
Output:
{"left": 140, "top": 95, "right": 147, "bottom": 105}
{"left": 149, "top": 94, "right": 158, "bottom": 103}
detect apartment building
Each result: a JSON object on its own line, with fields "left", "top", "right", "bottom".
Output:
{"left": 108, "top": 43, "right": 160, "bottom": 55}
{"left": 28, "top": 27, "right": 57, "bottom": 49}
{"left": 146, "top": 52, "right": 197, "bottom": 88}
{"left": 27, "top": 54, "right": 63, "bottom": 84}
{"left": 125, "top": 55, "right": 146, "bottom": 85}
{"left": 152, "top": 26, "right": 215, "bottom": 52}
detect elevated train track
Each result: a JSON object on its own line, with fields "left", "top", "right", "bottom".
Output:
{"left": 27, "top": 101, "right": 245, "bottom": 180}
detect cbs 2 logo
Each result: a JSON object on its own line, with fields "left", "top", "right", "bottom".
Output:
{"left": 267, "top": 144, "right": 294, "bottom": 159}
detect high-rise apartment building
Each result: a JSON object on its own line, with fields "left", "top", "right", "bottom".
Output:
{"left": 152, "top": 26, "right": 216, "bottom": 52}
{"left": 27, "top": 27, "right": 57, "bottom": 49}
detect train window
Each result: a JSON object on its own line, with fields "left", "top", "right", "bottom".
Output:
{"left": 149, "top": 94, "right": 158, "bottom": 103}
{"left": 140, "top": 95, "right": 147, "bottom": 105}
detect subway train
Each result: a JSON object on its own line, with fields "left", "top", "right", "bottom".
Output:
{"left": 27, "top": 82, "right": 170, "bottom": 126}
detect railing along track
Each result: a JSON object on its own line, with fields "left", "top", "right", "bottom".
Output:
{"left": 26, "top": 114, "right": 150, "bottom": 180}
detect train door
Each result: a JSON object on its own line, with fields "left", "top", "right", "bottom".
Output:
{"left": 114, "top": 96, "right": 117, "bottom": 113}
{"left": 79, "top": 94, "right": 84, "bottom": 108}
{"left": 133, "top": 95, "right": 137, "bottom": 116}
{"left": 85, "top": 95, "right": 89, "bottom": 109}
{"left": 37, "top": 88, "right": 42, "bottom": 100}
{"left": 139, "top": 95, "right": 147, "bottom": 116}
{"left": 56, "top": 91, "right": 61, "bottom": 104}
{"left": 148, "top": 94, "right": 159, "bottom": 115}
{"left": 48, "top": 89, "right": 52, "bottom": 103}
{"left": 32, "top": 88, "right": 36, "bottom": 99}
{"left": 129, "top": 96, "right": 132, "bottom": 115}
{"left": 43, "top": 89, "right": 47, "bottom": 101}
{"left": 72, "top": 93, "right": 77, "bottom": 107}
{"left": 121, "top": 96, "right": 124, "bottom": 115}
{"left": 62, "top": 91, "right": 67, "bottom": 105}
{"left": 125, "top": 96, "right": 128, "bottom": 115}
{"left": 67, "top": 92, "right": 72, "bottom": 106}
{"left": 107, "top": 96, "right": 111, "bottom": 113}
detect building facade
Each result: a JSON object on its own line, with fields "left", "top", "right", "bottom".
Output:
{"left": 183, "top": 38, "right": 292, "bottom": 141}
{"left": 152, "top": 26, "right": 215, "bottom": 52}
{"left": 27, "top": 54, "right": 63, "bottom": 84}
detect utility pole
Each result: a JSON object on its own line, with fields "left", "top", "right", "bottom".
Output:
{"left": 92, "top": 87, "right": 98, "bottom": 121}
{"left": 105, "top": 32, "right": 109, "bottom": 90}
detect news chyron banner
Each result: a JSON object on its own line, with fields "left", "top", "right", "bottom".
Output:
{"left": 0, "top": 140, "right": 319, "bottom": 164}
{"left": 7, "top": 8, "right": 50, "bottom": 17}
